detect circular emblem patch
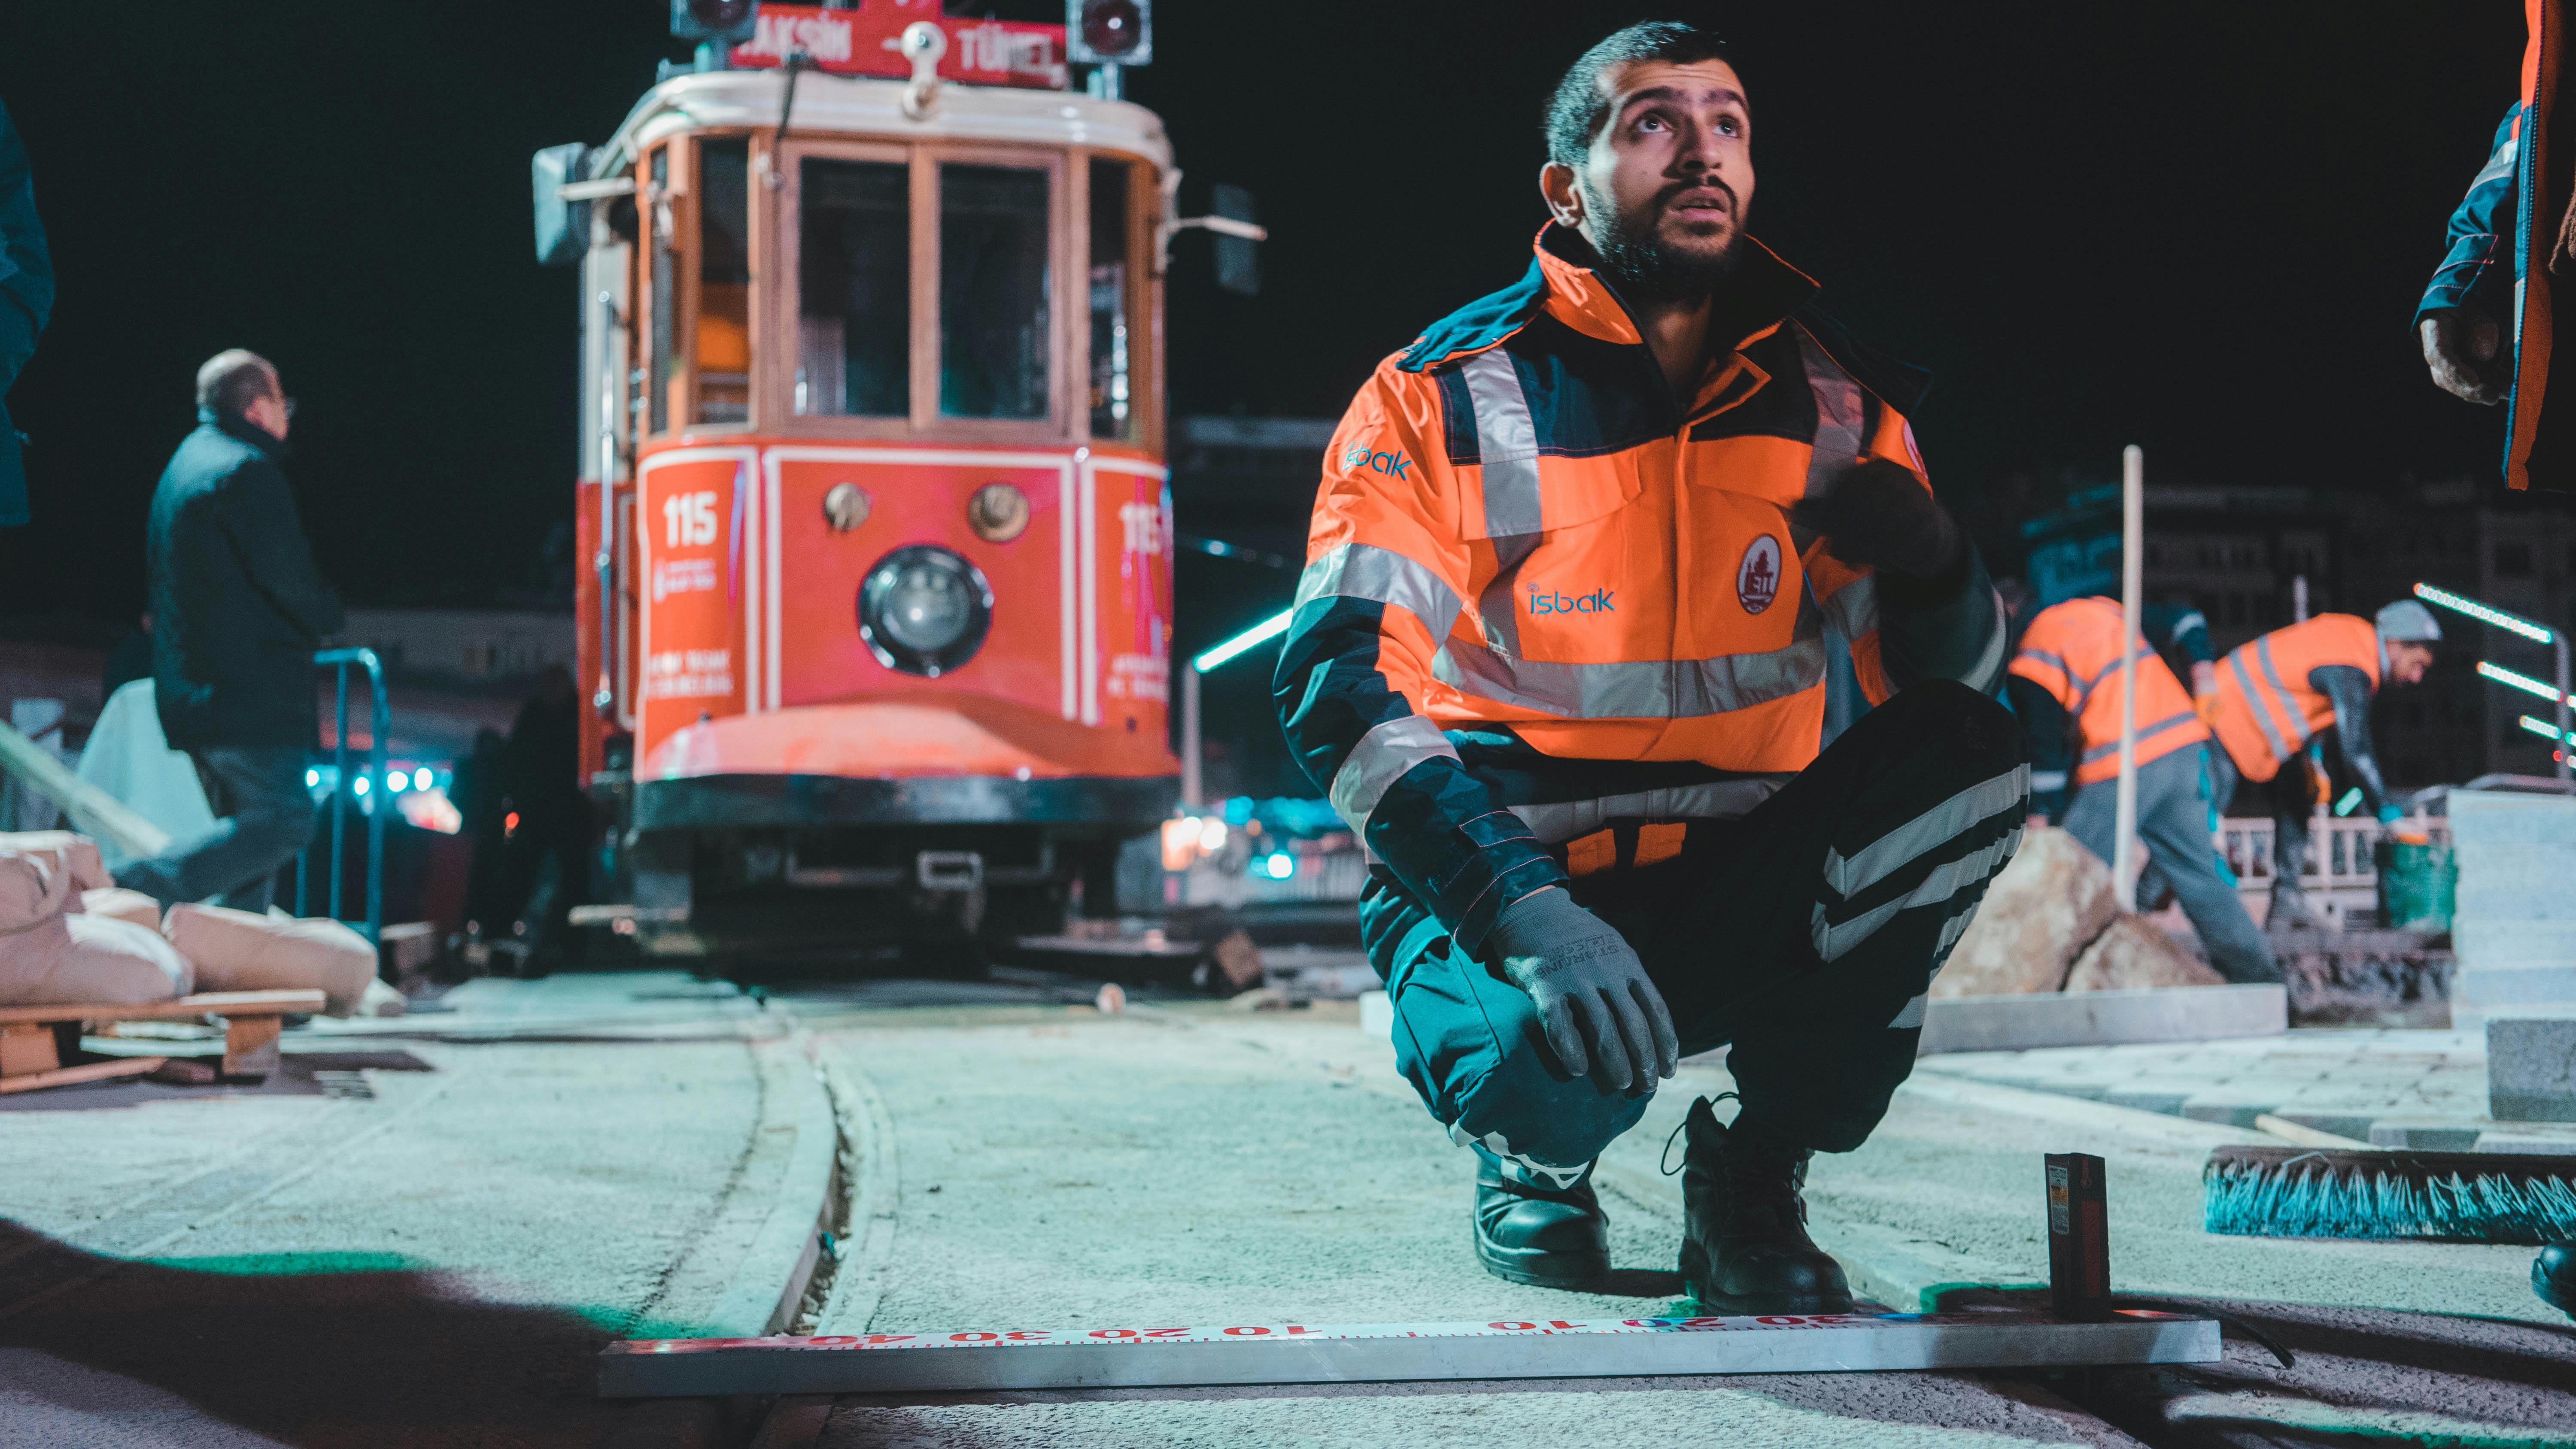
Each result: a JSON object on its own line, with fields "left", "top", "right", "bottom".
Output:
{"left": 1738, "top": 534, "right": 1783, "bottom": 614}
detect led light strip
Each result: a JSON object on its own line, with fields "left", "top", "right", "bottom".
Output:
{"left": 2415, "top": 582, "right": 2554, "bottom": 644}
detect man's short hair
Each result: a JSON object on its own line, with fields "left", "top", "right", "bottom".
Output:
{"left": 1544, "top": 22, "right": 1740, "bottom": 169}
{"left": 195, "top": 349, "right": 278, "bottom": 422}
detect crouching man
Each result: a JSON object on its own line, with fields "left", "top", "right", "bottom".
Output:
{"left": 1274, "top": 22, "right": 2024, "bottom": 1312}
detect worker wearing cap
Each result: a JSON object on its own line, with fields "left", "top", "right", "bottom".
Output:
{"left": 1276, "top": 22, "right": 2020, "bottom": 1313}
{"left": 2008, "top": 597, "right": 2275, "bottom": 983}
{"left": 2206, "top": 601, "right": 2440, "bottom": 928}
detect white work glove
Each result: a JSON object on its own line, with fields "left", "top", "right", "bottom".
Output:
{"left": 1488, "top": 888, "right": 1679, "bottom": 1094}
{"left": 2421, "top": 307, "right": 2506, "bottom": 405}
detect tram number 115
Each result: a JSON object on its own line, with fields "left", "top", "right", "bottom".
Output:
{"left": 665, "top": 491, "right": 720, "bottom": 548}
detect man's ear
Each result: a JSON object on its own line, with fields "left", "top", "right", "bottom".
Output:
{"left": 1539, "top": 162, "right": 1585, "bottom": 230}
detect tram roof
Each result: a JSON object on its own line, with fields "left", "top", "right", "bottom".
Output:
{"left": 601, "top": 68, "right": 1174, "bottom": 176}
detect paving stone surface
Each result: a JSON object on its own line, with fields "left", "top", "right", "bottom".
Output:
{"left": 1913, "top": 1028, "right": 2576, "bottom": 1149}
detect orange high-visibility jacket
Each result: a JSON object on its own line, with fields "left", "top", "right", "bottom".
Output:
{"left": 2208, "top": 613, "right": 2382, "bottom": 783}
{"left": 2009, "top": 597, "right": 2208, "bottom": 787}
{"left": 1274, "top": 226, "right": 2007, "bottom": 955}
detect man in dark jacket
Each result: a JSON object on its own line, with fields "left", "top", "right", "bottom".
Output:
{"left": 118, "top": 351, "right": 343, "bottom": 909}
{"left": 0, "top": 97, "right": 52, "bottom": 526}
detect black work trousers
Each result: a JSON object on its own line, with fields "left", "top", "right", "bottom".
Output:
{"left": 1380, "top": 681, "right": 2029, "bottom": 1186}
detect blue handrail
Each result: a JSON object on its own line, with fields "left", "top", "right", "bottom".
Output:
{"left": 298, "top": 648, "right": 388, "bottom": 946}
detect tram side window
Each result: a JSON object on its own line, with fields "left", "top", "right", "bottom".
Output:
{"left": 649, "top": 149, "right": 673, "bottom": 435}
{"left": 799, "top": 158, "right": 910, "bottom": 418}
{"left": 940, "top": 164, "right": 1050, "bottom": 421}
{"left": 1089, "top": 159, "right": 1138, "bottom": 442}
{"left": 696, "top": 139, "right": 751, "bottom": 425}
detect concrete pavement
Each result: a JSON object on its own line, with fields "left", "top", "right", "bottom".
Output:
{"left": 775, "top": 991, "right": 2572, "bottom": 1449}
{"left": 0, "top": 972, "right": 825, "bottom": 1449}
{"left": 786, "top": 996, "right": 2146, "bottom": 1448}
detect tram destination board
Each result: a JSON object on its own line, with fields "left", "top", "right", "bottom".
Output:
{"left": 599, "top": 1308, "right": 2219, "bottom": 1397}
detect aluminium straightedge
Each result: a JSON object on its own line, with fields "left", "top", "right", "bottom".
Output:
{"left": 598, "top": 1307, "right": 2217, "bottom": 1398}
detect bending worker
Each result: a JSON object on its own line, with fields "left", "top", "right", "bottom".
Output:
{"left": 2007, "top": 597, "right": 2275, "bottom": 983}
{"left": 1275, "top": 22, "right": 2022, "bottom": 1314}
{"left": 2206, "top": 602, "right": 2439, "bottom": 929}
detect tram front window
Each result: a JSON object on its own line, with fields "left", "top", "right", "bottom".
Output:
{"left": 1089, "top": 158, "right": 1138, "bottom": 443}
{"left": 940, "top": 164, "right": 1050, "bottom": 421}
{"left": 799, "top": 158, "right": 911, "bottom": 418}
{"left": 696, "top": 138, "right": 751, "bottom": 425}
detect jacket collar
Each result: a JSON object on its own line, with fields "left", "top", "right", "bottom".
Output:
{"left": 199, "top": 406, "right": 292, "bottom": 463}
{"left": 1534, "top": 221, "right": 1819, "bottom": 357}
{"left": 1402, "top": 221, "right": 1820, "bottom": 373}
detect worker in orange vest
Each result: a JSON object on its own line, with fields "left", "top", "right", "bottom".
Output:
{"left": 2206, "top": 602, "right": 2440, "bottom": 929}
{"left": 2008, "top": 597, "right": 2275, "bottom": 983}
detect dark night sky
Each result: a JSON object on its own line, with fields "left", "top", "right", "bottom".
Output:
{"left": 0, "top": 1, "right": 2535, "bottom": 627}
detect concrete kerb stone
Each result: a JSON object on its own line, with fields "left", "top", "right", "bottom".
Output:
{"left": 608, "top": 1025, "right": 851, "bottom": 1447}
{"left": 2485, "top": 1013, "right": 2576, "bottom": 1122}
{"left": 1917, "top": 985, "right": 2287, "bottom": 1055}
{"left": 705, "top": 1031, "right": 847, "bottom": 1339}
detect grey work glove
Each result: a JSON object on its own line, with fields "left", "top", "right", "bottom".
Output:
{"left": 1488, "top": 887, "right": 1679, "bottom": 1094}
{"left": 2420, "top": 307, "right": 2506, "bottom": 405}
{"left": 1788, "top": 458, "right": 1962, "bottom": 580}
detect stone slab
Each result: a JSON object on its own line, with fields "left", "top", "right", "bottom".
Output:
{"left": 2485, "top": 1012, "right": 2576, "bottom": 1121}
{"left": 2451, "top": 964, "right": 2576, "bottom": 1008}
{"left": 1917, "top": 985, "right": 2286, "bottom": 1055}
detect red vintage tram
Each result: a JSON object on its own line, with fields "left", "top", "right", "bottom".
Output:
{"left": 537, "top": 3, "right": 1214, "bottom": 959}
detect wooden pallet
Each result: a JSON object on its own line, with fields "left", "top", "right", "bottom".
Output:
{"left": 0, "top": 989, "right": 327, "bottom": 1093}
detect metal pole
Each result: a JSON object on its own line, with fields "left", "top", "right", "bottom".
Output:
{"left": 1181, "top": 663, "right": 1202, "bottom": 809}
{"left": 2292, "top": 575, "right": 2308, "bottom": 623}
{"left": 365, "top": 653, "right": 388, "bottom": 945}
{"left": 2558, "top": 633, "right": 2571, "bottom": 783}
{"left": 331, "top": 663, "right": 349, "bottom": 922}
{"left": 2114, "top": 445, "right": 2143, "bottom": 912}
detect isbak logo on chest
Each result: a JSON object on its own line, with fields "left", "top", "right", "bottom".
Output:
{"left": 1527, "top": 587, "right": 1614, "bottom": 615}
{"left": 1343, "top": 444, "right": 1413, "bottom": 480}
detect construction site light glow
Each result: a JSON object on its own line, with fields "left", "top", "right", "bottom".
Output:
{"left": 2415, "top": 582, "right": 2554, "bottom": 644}
{"left": 2478, "top": 659, "right": 2571, "bottom": 704}
{"left": 1192, "top": 609, "right": 1292, "bottom": 673}
{"left": 2519, "top": 715, "right": 2566, "bottom": 742}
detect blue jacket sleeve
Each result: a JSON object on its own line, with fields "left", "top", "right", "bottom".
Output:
{"left": 2416, "top": 102, "right": 2521, "bottom": 328}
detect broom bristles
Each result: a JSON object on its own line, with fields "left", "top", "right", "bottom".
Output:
{"left": 2202, "top": 1147, "right": 2576, "bottom": 1243}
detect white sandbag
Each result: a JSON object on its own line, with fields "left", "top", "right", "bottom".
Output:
{"left": 73, "top": 679, "right": 217, "bottom": 870}
{"left": 162, "top": 903, "right": 376, "bottom": 1017}
{"left": 81, "top": 887, "right": 164, "bottom": 931}
{"left": 0, "top": 832, "right": 110, "bottom": 894}
{"left": 0, "top": 847, "right": 191, "bottom": 1006}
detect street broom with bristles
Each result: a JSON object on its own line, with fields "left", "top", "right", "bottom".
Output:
{"left": 2203, "top": 1146, "right": 2576, "bottom": 1243}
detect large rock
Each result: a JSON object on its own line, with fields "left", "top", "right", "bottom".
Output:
{"left": 1933, "top": 827, "right": 2115, "bottom": 997}
{"left": 2065, "top": 914, "right": 2227, "bottom": 992}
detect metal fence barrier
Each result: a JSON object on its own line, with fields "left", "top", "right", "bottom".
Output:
{"left": 298, "top": 648, "right": 388, "bottom": 944}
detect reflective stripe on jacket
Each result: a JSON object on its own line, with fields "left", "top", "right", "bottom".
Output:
{"left": 1275, "top": 224, "right": 2007, "bottom": 956}
{"left": 2008, "top": 597, "right": 2206, "bottom": 786}
{"left": 2208, "top": 613, "right": 2381, "bottom": 783}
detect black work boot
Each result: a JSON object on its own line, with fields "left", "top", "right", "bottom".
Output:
{"left": 1473, "top": 1157, "right": 1610, "bottom": 1290}
{"left": 1678, "top": 1098, "right": 1854, "bottom": 1314}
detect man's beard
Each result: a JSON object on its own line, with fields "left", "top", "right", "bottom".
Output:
{"left": 1583, "top": 175, "right": 1747, "bottom": 302}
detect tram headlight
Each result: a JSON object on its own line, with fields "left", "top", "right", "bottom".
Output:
{"left": 859, "top": 546, "right": 993, "bottom": 678}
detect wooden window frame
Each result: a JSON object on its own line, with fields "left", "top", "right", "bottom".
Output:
{"left": 919, "top": 142, "right": 1069, "bottom": 445}
{"left": 1076, "top": 149, "right": 1164, "bottom": 457}
{"left": 767, "top": 135, "right": 916, "bottom": 440}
